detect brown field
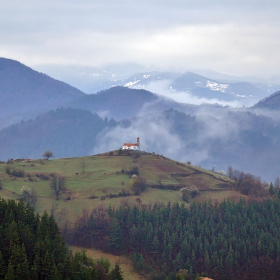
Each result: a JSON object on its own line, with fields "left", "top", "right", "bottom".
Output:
{"left": 70, "top": 246, "right": 145, "bottom": 280}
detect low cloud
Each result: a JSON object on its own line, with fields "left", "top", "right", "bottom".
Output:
{"left": 92, "top": 114, "right": 186, "bottom": 161}
{"left": 91, "top": 103, "right": 279, "bottom": 181}
{"left": 134, "top": 80, "right": 251, "bottom": 107}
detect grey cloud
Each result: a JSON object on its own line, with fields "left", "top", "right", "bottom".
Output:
{"left": 1, "top": 1, "right": 280, "bottom": 77}
{"left": 92, "top": 114, "right": 186, "bottom": 161}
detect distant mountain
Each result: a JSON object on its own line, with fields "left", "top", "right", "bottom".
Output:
{"left": 253, "top": 91, "right": 280, "bottom": 110}
{"left": 117, "top": 71, "right": 269, "bottom": 105}
{"left": 0, "top": 107, "right": 116, "bottom": 160}
{"left": 33, "top": 62, "right": 149, "bottom": 93}
{"left": 67, "top": 86, "right": 197, "bottom": 120}
{"left": 31, "top": 64, "right": 280, "bottom": 106}
{"left": 0, "top": 58, "right": 85, "bottom": 119}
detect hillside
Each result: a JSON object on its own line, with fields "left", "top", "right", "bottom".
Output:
{"left": 253, "top": 90, "right": 280, "bottom": 110}
{"left": 0, "top": 107, "right": 117, "bottom": 160}
{"left": 0, "top": 58, "right": 85, "bottom": 119}
{"left": 67, "top": 86, "right": 195, "bottom": 120}
{"left": 0, "top": 151, "right": 235, "bottom": 220}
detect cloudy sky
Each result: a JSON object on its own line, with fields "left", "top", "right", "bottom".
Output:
{"left": 1, "top": 0, "right": 280, "bottom": 78}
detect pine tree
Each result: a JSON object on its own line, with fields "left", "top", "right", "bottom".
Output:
{"left": 0, "top": 251, "right": 6, "bottom": 277}
{"left": 109, "top": 263, "right": 123, "bottom": 280}
{"left": 6, "top": 244, "right": 30, "bottom": 280}
{"left": 109, "top": 218, "right": 123, "bottom": 252}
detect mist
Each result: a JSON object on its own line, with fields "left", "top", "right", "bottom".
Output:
{"left": 132, "top": 80, "right": 257, "bottom": 107}
{"left": 93, "top": 106, "right": 280, "bottom": 182}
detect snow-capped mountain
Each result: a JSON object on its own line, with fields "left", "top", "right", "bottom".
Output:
{"left": 34, "top": 64, "right": 280, "bottom": 107}
{"left": 115, "top": 72, "right": 272, "bottom": 106}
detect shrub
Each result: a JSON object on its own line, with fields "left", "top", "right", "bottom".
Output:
{"left": 12, "top": 168, "right": 25, "bottom": 177}
{"left": 180, "top": 187, "right": 200, "bottom": 202}
{"left": 6, "top": 166, "right": 25, "bottom": 177}
{"left": 126, "top": 166, "right": 139, "bottom": 176}
{"left": 131, "top": 176, "right": 147, "bottom": 195}
{"left": 5, "top": 166, "right": 11, "bottom": 175}
{"left": 36, "top": 173, "right": 49, "bottom": 180}
{"left": 118, "top": 189, "right": 131, "bottom": 197}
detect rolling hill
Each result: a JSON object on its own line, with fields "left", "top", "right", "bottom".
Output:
{"left": 0, "top": 107, "right": 117, "bottom": 160}
{"left": 0, "top": 151, "right": 235, "bottom": 220}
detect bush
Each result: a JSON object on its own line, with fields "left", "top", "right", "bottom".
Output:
{"left": 36, "top": 173, "right": 49, "bottom": 180}
{"left": 12, "top": 168, "right": 25, "bottom": 177}
{"left": 126, "top": 166, "right": 139, "bottom": 176}
{"left": 6, "top": 166, "right": 25, "bottom": 177}
{"left": 5, "top": 166, "right": 11, "bottom": 175}
{"left": 119, "top": 188, "right": 131, "bottom": 197}
{"left": 180, "top": 187, "right": 200, "bottom": 202}
{"left": 131, "top": 176, "right": 147, "bottom": 194}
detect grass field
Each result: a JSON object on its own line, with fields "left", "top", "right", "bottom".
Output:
{"left": 0, "top": 151, "right": 236, "bottom": 221}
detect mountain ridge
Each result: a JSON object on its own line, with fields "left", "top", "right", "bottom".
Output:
{"left": 0, "top": 57, "right": 85, "bottom": 119}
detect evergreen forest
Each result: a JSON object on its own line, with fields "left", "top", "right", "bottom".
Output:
{"left": 0, "top": 199, "right": 123, "bottom": 280}
{"left": 68, "top": 198, "right": 280, "bottom": 280}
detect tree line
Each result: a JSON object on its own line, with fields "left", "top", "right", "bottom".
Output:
{"left": 67, "top": 198, "right": 280, "bottom": 280}
{"left": 0, "top": 199, "right": 123, "bottom": 280}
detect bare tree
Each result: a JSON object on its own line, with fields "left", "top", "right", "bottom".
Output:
{"left": 20, "top": 186, "right": 37, "bottom": 207}
{"left": 50, "top": 174, "right": 65, "bottom": 200}
{"left": 227, "top": 166, "right": 233, "bottom": 178}
{"left": 51, "top": 202, "right": 68, "bottom": 224}
{"left": 42, "top": 150, "right": 54, "bottom": 160}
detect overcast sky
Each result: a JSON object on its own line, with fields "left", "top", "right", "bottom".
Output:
{"left": 1, "top": 0, "right": 280, "bottom": 77}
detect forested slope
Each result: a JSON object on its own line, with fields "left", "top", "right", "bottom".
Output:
{"left": 0, "top": 199, "right": 123, "bottom": 280}
{"left": 68, "top": 199, "right": 280, "bottom": 280}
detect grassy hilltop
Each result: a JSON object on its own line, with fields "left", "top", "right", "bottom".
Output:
{"left": 0, "top": 150, "right": 236, "bottom": 219}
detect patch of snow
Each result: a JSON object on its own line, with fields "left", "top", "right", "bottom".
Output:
{"left": 206, "top": 81, "right": 229, "bottom": 92}
{"left": 236, "top": 94, "right": 246, "bottom": 98}
{"left": 124, "top": 80, "right": 140, "bottom": 87}
{"left": 143, "top": 74, "right": 150, "bottom": 79}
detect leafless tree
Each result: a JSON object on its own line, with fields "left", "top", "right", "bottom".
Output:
{"left": 50, "top": 174, "right": 65, "bottom": 200}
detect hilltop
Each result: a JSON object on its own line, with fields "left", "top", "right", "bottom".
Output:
{"left": 0, "top": 151, "right": 235, "bottom": 220}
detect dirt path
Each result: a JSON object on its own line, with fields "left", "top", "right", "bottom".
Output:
{"left": 70, "top": 246, "right": 145, "bottom": 280}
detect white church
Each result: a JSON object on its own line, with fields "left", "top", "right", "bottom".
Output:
{"left": 122, "top": 137, "right": 140, "bottom": 150}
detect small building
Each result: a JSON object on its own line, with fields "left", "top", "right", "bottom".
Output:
{"left": 122, "top": 137, "right": 140, "bottom": 150}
